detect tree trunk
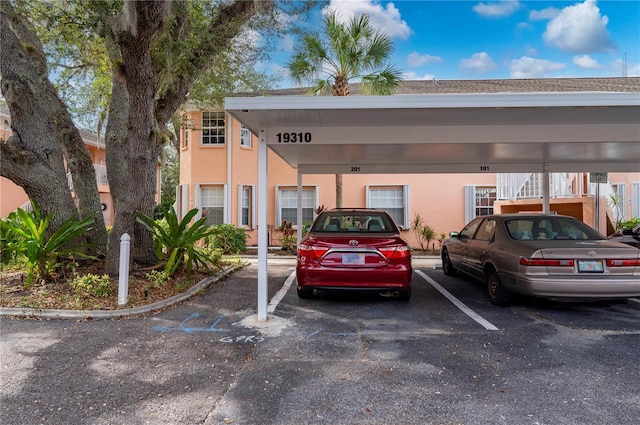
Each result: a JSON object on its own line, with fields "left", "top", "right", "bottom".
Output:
{"left": 1, "top": 3, "right": 107, "bottom": 249}
{"left": 104, "top": 1, "right": 169, "bottom": 274}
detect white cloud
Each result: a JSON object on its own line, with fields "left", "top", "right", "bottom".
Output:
{"left": 516, "top": 22, "right": 533, "bottom": 31}
{"left": 510, "top": 56, "right": 566, "bottom": 78}
{"left": 573, "top": 54, "right": 601, "bottom": 69}
{"left": 325, "top": 0, "right": 411, "bottom": 39}
{"left": 473, "top": 0, "right": 520, "bottom": 18}
{"left": 609, "top": 59, "right": 640, "bottom": 77}
{"left": 529, "top": 7, "right": 560, "bottom": 21}
{"left": 543, "top": 0, "right": 614, "bottom": 53}
{"left": 459, "top": 52, "right": 497, "bottom": 74}
{"left": 406, "top": 52, "right": 442, "bottom": 68}
{"left": 402, "top": 71, "right": 437, "bottom": 81}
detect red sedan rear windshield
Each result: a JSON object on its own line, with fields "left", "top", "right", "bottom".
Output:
{"left": 312, "top": 212, "right": 397, "bottom": 233}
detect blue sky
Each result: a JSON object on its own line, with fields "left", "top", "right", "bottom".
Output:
{"left": 268, "top": 0, "right": 639, "bottom": 87}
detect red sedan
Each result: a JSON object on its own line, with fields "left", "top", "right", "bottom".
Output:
{"left": 296, "top": 209, "right": 412, "bottom": 300}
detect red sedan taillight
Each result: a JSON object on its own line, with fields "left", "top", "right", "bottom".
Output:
{"left": 378, "top": 245, "right": 411, "bottom": 260}
{"left": 297, "top": 244, "right": 329, "bottom": 260}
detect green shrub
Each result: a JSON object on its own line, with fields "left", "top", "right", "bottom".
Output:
{"left": 0, "top": 201, "right": 97, "bottom": 286}
{"left": 206, "top": 223, "right": 248, "bottom": 254}
{"left": 145, "top": 270, "right": 170, "bottom": 288}
{"left": 70, "top": 274, "right": 111, "bottom": 297}
{"left": 277, "top": 220, "right": 297, "bottom": 252}
{"left": 617, "top": 217, "right": 640, "bottom": 232}
{"left": 137, "top": 206, "right": 218, "bottom": 277}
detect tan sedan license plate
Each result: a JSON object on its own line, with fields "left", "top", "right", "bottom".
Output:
{"left": 577, "top": 260, "right": 604, "bottom": 273}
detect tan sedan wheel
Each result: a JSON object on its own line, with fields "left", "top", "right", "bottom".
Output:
{"left": 486, "top": 268, "right": 510, "bottom": 307}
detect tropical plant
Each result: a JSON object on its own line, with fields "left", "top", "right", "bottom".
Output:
{"left": 410, "top": 213, "right": 437, "bottom": 251}
{"left": 287, "top": 10, "right": 402, "bottom": 207}
{"left": 0, "top": 201, "right": 97, "bottom": 286}
{"left": 206, "top": 223, "right": 248, "bottom": 255}
{"left": 70, "top": 273, "right": 111, "bottom": 298}
{"left": 277, "top": 220, "right": 297, "bottom": 252}
{"left": 136, "top": 206, "right": 218, "bottom": 278}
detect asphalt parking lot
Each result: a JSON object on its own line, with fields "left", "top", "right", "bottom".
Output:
{"left": 2, "top": 259, "right": 639, "bottom": 425}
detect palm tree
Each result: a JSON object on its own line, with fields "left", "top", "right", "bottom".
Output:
{"left": 287, "top": 10, "right": 402, "bottom": 207}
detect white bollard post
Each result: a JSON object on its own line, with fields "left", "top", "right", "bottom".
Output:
{"left": 118, "top": 233, "right": 131, "bottom": 305}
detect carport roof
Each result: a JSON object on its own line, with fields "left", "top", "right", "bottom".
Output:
{"left": 225, "top": 77, "right": 640, "bottom": 173}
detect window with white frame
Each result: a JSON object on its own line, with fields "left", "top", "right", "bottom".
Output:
{"left": 240, "top": 124, "right": 251, "bottom": 148}
{"left": 202, "top": 111, "right": 225, "bottom": 145}
{"left": 182, "top": 125, "right": 189, "bottom": 148}
{"left": 277, "top": 187, "right": 316, "bottom": 226}
{"left": 366, "top": 185, "right": 409, "bottom": 229}
{"left": 475, "top": 186, "right": 497, "bottom": 217}
{"left": 464, "top": 185, "right": 497, "bottom": 222}
{"left": 238, "top": 184, "right": 254, "bottom": 228}
{"left": 200, "top": 186, "right": 225, "bottom": 225}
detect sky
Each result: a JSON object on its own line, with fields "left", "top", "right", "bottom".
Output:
{"left": 267, "top": 0, "right": 640, "bottom": 87}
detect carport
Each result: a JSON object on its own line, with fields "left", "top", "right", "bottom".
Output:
{"left": 225, "top": 90, "right": 640, "bottom": 320}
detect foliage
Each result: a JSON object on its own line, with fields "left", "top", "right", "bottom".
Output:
{"left": 136, "top": 206, "right": 218, "bottom": 278}
{"left": 0, "top": 201, "right": 97, "bottom": 286}
{"left": 145, "top": 270, "right": 171, "bottom": 289}
{"left": 287, "top": 10, "right": 402, "bottom": 96}
{"left": 70, "top": 273, "right": 111, "bottom": 298}
{"left": 277, "top": 220, "right": 297, "bottom": 252}
{"left": 206, "top": 224, "right": 248, "bottom": 255}
{"left": 410, "top": 213, "right": 436, "bottom": 251}
{"left": 158, "top": 144, "right": 180, "bottom": 214}
{"left": 617, "top": 217, "right": 640, "bottom": 232}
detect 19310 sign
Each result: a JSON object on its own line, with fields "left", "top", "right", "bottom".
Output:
{"left": 276, "top": 132, "right": 312, "bottom": 143}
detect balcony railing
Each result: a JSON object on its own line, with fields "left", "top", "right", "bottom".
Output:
{"left": 67, "top": 164, "right": 108, "bottom": 191}
{"left": 497, "top": 173, "right": 577, "bottom": 200}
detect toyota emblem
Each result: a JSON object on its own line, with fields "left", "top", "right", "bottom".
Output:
{"left": 349, "top": 240, "right": 359, "bottom": 246}
{"left": 587, "top": 250, "right": 597, "bottom": 257}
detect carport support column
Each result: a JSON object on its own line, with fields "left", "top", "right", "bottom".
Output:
{"left": 257, "top": 128, "right": 269, "bottom": 321}
{"left": 542, "top": 162, "right": 550, "bottom": 214}
{"left": 297, "top": 170, "right": 303, "bottom": 244}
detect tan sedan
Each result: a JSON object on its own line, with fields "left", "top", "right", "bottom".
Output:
{"left": 441, "top": 214, "right": 640, "bottom": 306}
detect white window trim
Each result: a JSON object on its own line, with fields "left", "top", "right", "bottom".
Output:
{"left": 240, "top": 124, "right": 252, "bottom": 148}
{"left": 275, "top": 185, "right": 318, "bottom": 228}
{"left": 365, "top": 184, "right": 410, "bottom": 229}
{"left": 631, "top": 182, "right": 639, "bottom": 219}
{"left": 195, "top": 183, "right": 229, "bottom": 223}
{"left": 237, "top": 184, "right": 256, "bottom": 229}
{"left": 201, "top": 111, "right": 225, "bottom": 145}
{"left": 175, "top": 184, "right": 189, "bottom": 220}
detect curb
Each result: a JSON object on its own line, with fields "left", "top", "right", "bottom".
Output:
{"left": 0, "top": 264, "right": 241, "bottom": 320}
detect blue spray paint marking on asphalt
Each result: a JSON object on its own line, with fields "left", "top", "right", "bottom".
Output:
{"left": 153, "top": 312, "right": 230, "bottom": 333}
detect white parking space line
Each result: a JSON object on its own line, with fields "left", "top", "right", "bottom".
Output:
{"left": 630, "top": 298, "right": 640, "bottom": 305}
{"left": 415, "top": 270, "right": 499, "bottom": 331}
{"left": 268, "top": 270, "right": 296, "bottom": 314}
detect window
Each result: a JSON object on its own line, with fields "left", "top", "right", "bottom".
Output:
{"left": 460, "top": 218, "right": 482, "bottom": 239}
{"left": 465, "top": 185, "right": 497, "bottom": 223}
{"left": 238, "top": 184, "right": 254, "bottom": 228}
{"left": 277, "top": 187, "right": 316, "bottom": 226}
{"left": 367, "top": 185, "right": 409, "bottom": 229}
{"left": 202, "top": 111, "right": 225, "bottom": 145}
{"left": 183, "top": 125, "right": 189, "bottom": 148}
{"left": 240, "top": 124, "right": 251, "bottom": 148}
{"left": 200, "top": 186, "right": 225, "bottom": 225}
{"left": 474, "top": 218, "right": 495, "bottom": 241}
